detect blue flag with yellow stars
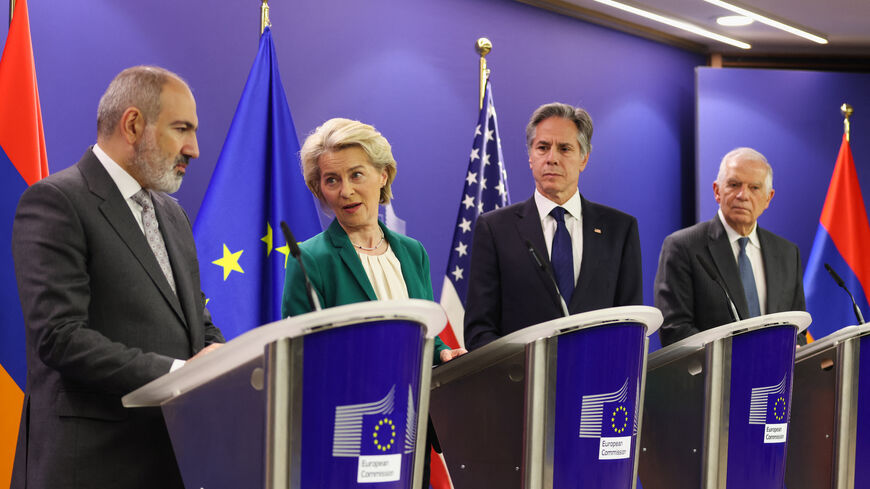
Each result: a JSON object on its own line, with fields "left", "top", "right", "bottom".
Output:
{"left": 193, "top": 26, "right": 321, "bottom": 340}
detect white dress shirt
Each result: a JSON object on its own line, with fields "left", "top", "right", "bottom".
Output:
{"left": 718, "top": 209, "right": 767, "bottom": 315}
{"left": 357, "top": 245, "right": 410, "bottom": 300}
{"left": 534, "top": 189, "right": 583, "bottom": 285}
{"left": 92, "top": 144, "right": 185, "bottom": 372}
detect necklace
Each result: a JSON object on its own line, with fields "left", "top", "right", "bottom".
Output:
{"left": 352, "top": 229, "right": 385, "bottom": 251}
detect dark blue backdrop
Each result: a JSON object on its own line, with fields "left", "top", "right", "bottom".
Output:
{"left": 697, "top": 67, "right": 870, "bottom": 270}
{"left": 0, "top": 0, "right": 701, "bottom": 314}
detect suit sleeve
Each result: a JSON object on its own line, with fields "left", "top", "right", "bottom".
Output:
{"left": 463, "top": 216, "right": 502, "bottom": 350}
{"left": 654, "top": 234, "right": 700, "bottom": 345}
{"left": 791, "top": 245, "right": 808, "bottom": 345}
{"left": 201, "top": 297, "right": 224, "bottom": 345}
{"left": 615, "top": 217, "right": 644, "bottom": 306}
{"left": 12, "top": 182, "right": 175, "bottom": 395}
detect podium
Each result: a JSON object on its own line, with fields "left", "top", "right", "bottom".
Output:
{"left": 122, "top": 300, "right": 446, "bottom": 489}
{"left": 786, "top": 324, "right": 870, "bottom": 489}
{"left": 428, "top": 306, "right": 662, "bottom": 489}
{"left": 638, "top": 311, "right": 810, "bottom": 489}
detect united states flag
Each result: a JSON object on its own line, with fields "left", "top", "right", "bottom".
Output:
{"left": 438, "top": 81, "right": 510, "bottom": 349}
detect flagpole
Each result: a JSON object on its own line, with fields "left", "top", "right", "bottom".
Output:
{"left": 9, "top": 0, "right": 14, "bottom": 26}
{"left": 476, "top": 37, "right": 491, "bottom": 110}
{"left": 260, "top": 0, "right": 271, "bottom": 35}
{"left": 841, "top": 103, "right": 853, "bottom": 142}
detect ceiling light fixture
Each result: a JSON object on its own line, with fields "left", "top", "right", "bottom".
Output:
{"left": 716, "top": 15, "right": 753, "bottom": 27}
{"left": 592, "top": 0, "right": 751, "bottom": 49}
{"left": 703, "top": 0, "right": 828, "bottom": 44}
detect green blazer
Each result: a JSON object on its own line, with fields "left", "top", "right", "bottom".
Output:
{"left": 281, "top": 219, "right": 449, "bottom": 363}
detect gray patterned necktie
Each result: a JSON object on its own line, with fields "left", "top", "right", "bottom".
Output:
{"left": 131, "top": 189, "right": 177, "bottom": 293}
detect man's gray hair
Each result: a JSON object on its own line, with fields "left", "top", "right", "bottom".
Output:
{"left": 96, "top": 66, "right": 187, "bottom": 138}
{"left": 717, "top": 147, "right": 773, "bottom": 191}
{"left": 525, "top": 102, "right": 593, "bottom": 158}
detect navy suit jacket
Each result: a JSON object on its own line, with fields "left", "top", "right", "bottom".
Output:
{"left": 654, "top": 216, "right": 806, "bottom": 346}
{"left": 464, "top": 194, "right": 643, "bottom": 350}
{"left": 11, "top": 149, "right": 224, "bottom": 489}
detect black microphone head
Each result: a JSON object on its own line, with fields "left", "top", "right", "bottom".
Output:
{"left": 524, "top": 239, "right": 545, "bottom": 269}
{"left": 824, "top": 263, "right": 847, "bottom": 288}
{"left": 695, "top": 254, "right": 719, "bottom": 282}
{"left": 280, "top": 221, "right": 301, "bottom": 258}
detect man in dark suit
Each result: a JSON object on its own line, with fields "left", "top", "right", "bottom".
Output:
{"left": 464, "top": 102, "right": 643, "bottom": 350}
{"left": 654, "top": 147, "right": 806, "bottom": 346}
{"left": 11, "top": 66, "right": 224, "bottom": 489}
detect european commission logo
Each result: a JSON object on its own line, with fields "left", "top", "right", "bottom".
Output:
{"left": 578, "top": 378, "right": 638, "bottom": 460}
{"left": 747, "top": 375, "right": 788, "bottom": 444}
{"left": 332, "top": 385, "right": 418, "bottom": 483}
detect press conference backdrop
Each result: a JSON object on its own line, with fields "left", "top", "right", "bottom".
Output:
{"left": 5, "top": 1, "right": 868, "bottom": 349}
{"left": 697, "top": 67, "right": 870, "bottom": 331}
{"left": 0, "top": 0, "right": 700, "bottom": 315}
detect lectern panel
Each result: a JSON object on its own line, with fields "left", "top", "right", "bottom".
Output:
{"left": 725, "top": 325, "right": 797, "bottom": 488}
{"left": 553, "top": 322, "right": 645, "bottom": 488}
{"left": 299, "top": 319, "right": 426, "bottom": 488}
{"left": 855, "top": 335, "right": 870, "bottom": 487}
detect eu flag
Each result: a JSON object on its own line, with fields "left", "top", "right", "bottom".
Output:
{"left": 193, "top": 27, "right": 321, "bottom": 340}
{"left": 0, "top": 0, "right": 49, "bottom": 484}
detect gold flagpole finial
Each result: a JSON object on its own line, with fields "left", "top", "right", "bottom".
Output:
{"left": 260, "top": 0, "right": 271, "bottom": 35}
{"left": 476, "top": 38, "right": 492, "bottom": 110}
{"left": 841, "top": 103, "right": 853, "bottom": 142}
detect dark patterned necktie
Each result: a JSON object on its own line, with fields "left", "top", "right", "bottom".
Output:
{"left": 131, "top": 189, "right": 177, "bottom": 293}
{"left": 549, "top": 207, "right": 574, "bottom": 302}
{"left": 738, "top": 237, "right": 760, "bottom": 317}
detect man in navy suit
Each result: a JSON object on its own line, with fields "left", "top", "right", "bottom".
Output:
{"left": 654, "top": 147, "right": 806, "bottom": 346}
{"left": 464, "top": 102, "right": 643, "bottom": 350}
{"left": 11, "top": 66, "right": 224, "bottom": 489}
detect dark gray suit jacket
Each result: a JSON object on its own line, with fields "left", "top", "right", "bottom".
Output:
{"left": 11, "top": 149, "right": 224, "bottom": 489}
{"left": 464, "top": 194, "right": 643, "bottom": 350}
{"left": 654, "top": 216, "right": 806, "bottom": 346}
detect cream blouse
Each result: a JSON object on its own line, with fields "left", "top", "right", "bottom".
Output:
{"left": 357, "top": 245, "right": 410, "bottom": 300}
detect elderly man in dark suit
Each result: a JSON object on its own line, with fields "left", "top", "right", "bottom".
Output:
{"left": 11, "top": 66, "right": 224, "bottom": 489}
{"left": 464, "top": 102, "right": 643, "bottom": 350}
{"left": 654, "top": 147, "right": 806, "bottom": 347}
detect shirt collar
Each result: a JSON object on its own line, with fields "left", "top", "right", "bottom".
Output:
{"left": 718, "top": 208, "right": 761, "bottom": 249}
{"left": 535, "top": 188, "right": 582, "bottom": 222}
{"left": 92, "top": 143, "right": 143, "bottom": 200}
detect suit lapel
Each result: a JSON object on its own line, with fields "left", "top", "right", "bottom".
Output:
{"left": 570, "top": 195, "right": 602, "bottom": 311}
{"left": 758, "top": 227, "right": 781, "bottom": 312}
{"left": 514, "top": 197, "right": 563, "bottom": 313}
{"left": 79, "top": 151, "right": 187, "bottom": 326}
{"left": 326, "top": 220, "right": 377, "bottom": 301}
{"left": 152, "top": 193, "right": 194, "bottom": 332}
{"left": 706, "top": 217, "right": 750, "bottom": 319}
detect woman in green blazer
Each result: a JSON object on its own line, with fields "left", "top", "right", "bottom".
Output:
{"left": 281, "top": 117, "right": 465, "bottom": 365}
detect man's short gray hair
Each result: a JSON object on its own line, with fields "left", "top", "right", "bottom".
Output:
{"left": 96, "top": 66, "right": 187, "bottom": 138}
{"left": 717, "top": 147, "right": 773, "bottom": 191}
{"left": 525, "top": 102, "right": 593, "bottom": 158}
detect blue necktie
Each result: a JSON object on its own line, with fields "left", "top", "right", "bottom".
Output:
{"left": 738, "top": 237, "right": 761, "bottom": 318}
{"left": 550, "top": 207, "right": 574, "bottom": 302}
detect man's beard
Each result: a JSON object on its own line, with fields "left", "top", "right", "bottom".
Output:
{"left": 131, "top": 130, "right": 187, "bottom": 194}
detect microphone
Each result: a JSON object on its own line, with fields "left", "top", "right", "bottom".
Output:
{"left": 824, "top": 263, "right": 865, "bottom": 325}
{"left": 280, "top": 221, "right": 322, "bottom": 312}
{"left": 696, "top": 253, "right": 741, "bottom": 323}
{"left": 524, "top": 239, "right": 570, "bottom": 318}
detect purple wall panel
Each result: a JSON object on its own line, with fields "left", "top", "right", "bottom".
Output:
{"left": 2, "top": 0, "right": 702, "bottom": 311}
{"left": 696, "top": 67, "right": 870, "bottom": 269}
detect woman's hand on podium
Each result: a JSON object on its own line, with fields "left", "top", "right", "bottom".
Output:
{"left": 440, "top": 347, "right": 468, "bottom": 363}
